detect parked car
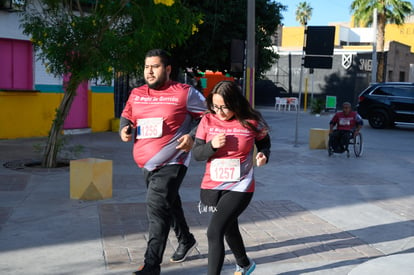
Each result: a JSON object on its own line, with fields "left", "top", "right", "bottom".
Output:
{"left": 356, "top": 82, "right": 414, "bottom": 129}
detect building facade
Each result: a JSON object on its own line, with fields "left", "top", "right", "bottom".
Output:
{"left": 0, "top": 5, "right": 115, "bottom": 139}
{"left": 263, "top": 17, "right": 414, "bottom": 108}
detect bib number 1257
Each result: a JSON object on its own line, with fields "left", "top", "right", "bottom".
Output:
{"left": 210, "top": 158, "right": 240, "bottom": 182}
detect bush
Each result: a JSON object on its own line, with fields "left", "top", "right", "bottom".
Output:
{"left": 310, "top": 98, "right": 325, "bottom": 114}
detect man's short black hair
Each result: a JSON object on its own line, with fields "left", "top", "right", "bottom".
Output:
{"left": 145, "top": 49, "right": 172, "bottom": 67}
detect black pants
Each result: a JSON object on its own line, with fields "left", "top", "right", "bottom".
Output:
{"left": 329, "top": 130, "right": 352, "bottom": 152}
{"left": 142, "top": 164, "right": 193, "bottom": 266}
{"left": 207, "top": 190, "right": 253, "bottom": 275}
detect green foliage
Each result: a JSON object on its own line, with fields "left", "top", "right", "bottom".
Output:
{"left": 351, "top": 0, "right": 413, "bottom": 26}
{"left": 295, "top": 1, "right": 312, "bottom": 26}
{"left": 20, "top": 0, "right": 285, "bottom": 81}
{"left": 19, "top": 0, "right": 202, "bottom": 167}
{"left": 20, "top": 0, "right": 203, "bottom": 82}
{"left": 310, "top": 98, "right": 325, "bottom": 114}
{"left": 171, "top": 0, "right": 286, "bottom": 79}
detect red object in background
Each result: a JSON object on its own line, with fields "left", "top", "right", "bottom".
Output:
{"left": 196, "top": 71, "right": 234, "bottom": 98}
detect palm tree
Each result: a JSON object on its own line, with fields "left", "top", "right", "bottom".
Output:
{"left": 295, "top": 1, "right": 313, "bottom": 26}
{"left": 351, "top": 0, "right": 413, "bottom": 82}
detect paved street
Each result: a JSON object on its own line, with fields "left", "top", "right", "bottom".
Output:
{"left": 1, "top": 107, "right": 413, "bottom": 274}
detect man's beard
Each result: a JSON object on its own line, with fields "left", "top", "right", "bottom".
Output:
{"left": 146, "top": 73, "right": 167, "bottom": 90}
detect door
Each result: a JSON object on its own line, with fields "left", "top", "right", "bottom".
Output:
{"left": 387, "top": 86, "right": 414, "bottom": 122}
{"left": 63, "top": 76, "right": 89, "bottom": 129}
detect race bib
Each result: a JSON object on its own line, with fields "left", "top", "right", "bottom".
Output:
{"left": 210, "top": 158, "right": 240, "bottom": 182}
{"left": 339, "top": 118, "right": 351, "bottom": 126}
{"left": 136, "top": 117, "right": 163, "bottom": 139}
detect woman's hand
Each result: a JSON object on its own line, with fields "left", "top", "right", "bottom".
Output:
{"left": 256, "top": 152, "right": 267, "bottom": 167}
{"left": 211, "top": 133, "right": 226, "bottom": 149}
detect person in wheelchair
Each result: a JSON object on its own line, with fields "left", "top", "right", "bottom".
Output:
{"left": 328, "top": 102, "right": 363, "bottom": 156}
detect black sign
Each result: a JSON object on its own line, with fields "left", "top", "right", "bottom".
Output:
{"left": 304, "top": 26, "right": 335, "bottom": 69}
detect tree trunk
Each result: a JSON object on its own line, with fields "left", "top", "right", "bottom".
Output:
{"left": 377, "top": 52, "right": 384, "bottom": 83}
{"left": 376, "top": 12, "right": 386, "bottom": 82}
{"left": 41, "top": 77, "right": 81, "bottom": 168}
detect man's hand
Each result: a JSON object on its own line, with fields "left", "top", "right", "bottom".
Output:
{"left": 120, "top": 125, "right": 133, "bottom": 142}
{"left": 176, "top": 134, "right": 194, "bottom": 152}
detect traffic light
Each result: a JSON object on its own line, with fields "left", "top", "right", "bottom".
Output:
{"left": 304, "top": 26, "right": 335, "bottom": 69}
{"left": 304, "top": 56, "right": 333, "bottom": 69}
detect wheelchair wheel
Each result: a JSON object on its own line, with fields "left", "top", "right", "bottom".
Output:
{"left": 353, "top": 132, "right": 363, "bottom": 157}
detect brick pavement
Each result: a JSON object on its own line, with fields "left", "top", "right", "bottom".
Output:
{"left": 99, "top": 200, "right": 384, "bottom": 272}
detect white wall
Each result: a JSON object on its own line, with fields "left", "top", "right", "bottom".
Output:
{"left": 34, "top": 56, "right": 63, "bottom": 85}
{"left": 339, "top": 26, "right": 375, "bottom": 44}
{"left": 0, "top": 11, "right": 28, "bottom": 40}
{"left": 351, "top": 28, "right": 375, "bottom": 43}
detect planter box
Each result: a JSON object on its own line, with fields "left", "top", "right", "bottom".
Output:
{"left": 70, "top": 158, "right": 112, "bottom": 200}
{"left": 309, "top": 128, "right": 329, "bottom": 149}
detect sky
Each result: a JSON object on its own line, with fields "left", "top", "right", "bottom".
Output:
{"left": 281, "top": 0, "right": 414, "bottom": 27}
{"left": 281, "top": 0, "right": 353, "bottom": 27}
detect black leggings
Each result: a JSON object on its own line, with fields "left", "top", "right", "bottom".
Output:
{"left": 207, "top": 191, "right": 253, "bottom": 275}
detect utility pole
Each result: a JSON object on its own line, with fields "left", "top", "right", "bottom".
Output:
{"left": 371, "top": 8, "right": 378, "bottom": 83}
{"left": 245, "top": 0, "right": 255, "bottom": 106}
{"left": 294, "top": 25, "right": 307, "bottom": 147}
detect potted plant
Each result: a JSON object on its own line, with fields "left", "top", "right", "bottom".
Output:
{"left": 310, "top": 98, "right": 325, "bottom": 115}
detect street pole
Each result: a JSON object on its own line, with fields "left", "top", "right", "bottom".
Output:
{"left": 245, "top": 0, "right": 255, "bottom": 106}
{"left": 371, "top": 8, "right": 378, "bottom": 83}
{"left": 310, "top": 68, "right": 314, "bottom": 103}
{"left": 294, "top": 26, "right": 307, "bottom": 147}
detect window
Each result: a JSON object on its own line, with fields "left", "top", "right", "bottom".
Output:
{"left": 399, "top": 71, "right": 405, "bottom": 82}
{"left": 0, "top": 0, "right": 25, "bottom": 11}
{"left": 388, "top": 70, "right": 393, "bottom": 82}
{"left": 0, "top": 38, "right": 33, "bottom": 90}
{"left": 390, "top": 86, "right": 414, "bottom": 98}
{"left": 372, "top": 87, "right": 392, "bottom": 96}
{"left": 372, "top": 86, "right": 414, "bottom": 98}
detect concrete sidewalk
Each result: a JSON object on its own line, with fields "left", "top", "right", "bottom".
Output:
{"left": 1, "top": 107, "right": 413, "bottom": 275}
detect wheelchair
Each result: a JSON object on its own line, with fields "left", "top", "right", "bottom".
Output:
{"left": 328, "top": 130, "right": 363, "bottom": 158}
